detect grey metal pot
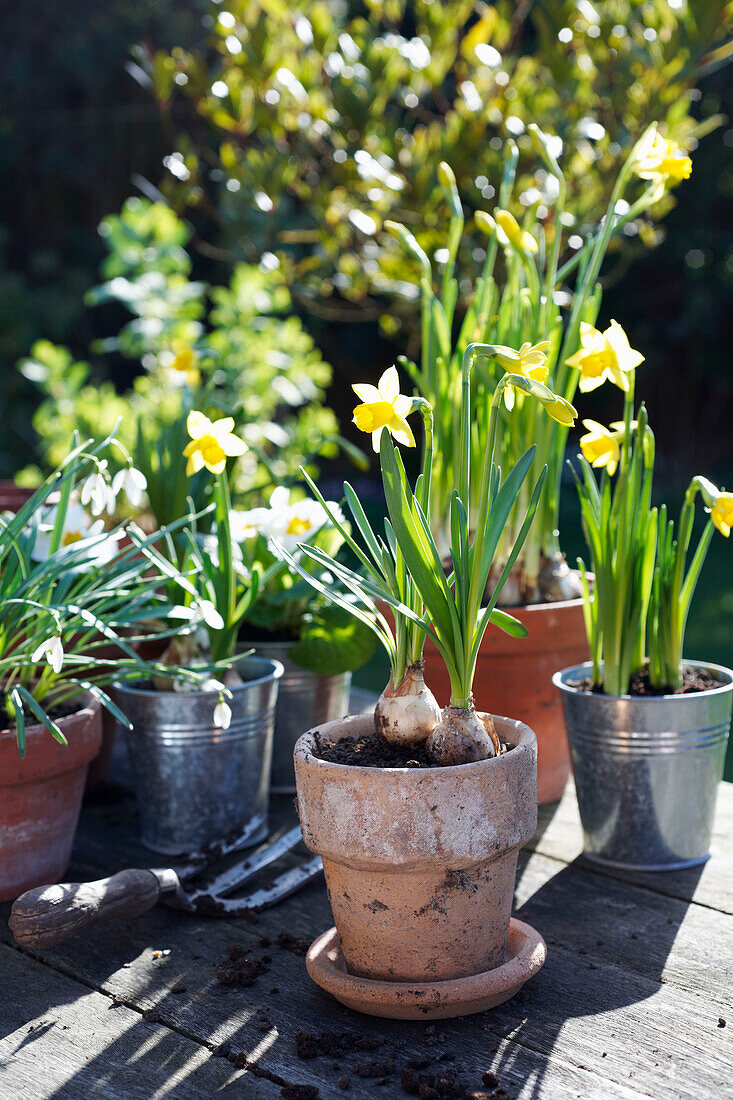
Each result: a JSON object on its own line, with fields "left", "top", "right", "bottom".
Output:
{"left": 250, "top": 640, "right": 351, "bottom": 792}
{"left": 553, "top": 661, "right": 733, "bottom": 871}
{"left": 117, "top": 656, "right": 283, "bottom": 855}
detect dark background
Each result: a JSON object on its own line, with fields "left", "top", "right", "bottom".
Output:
{"left": 2, "top": 2, "right": 731, "bottom": 769}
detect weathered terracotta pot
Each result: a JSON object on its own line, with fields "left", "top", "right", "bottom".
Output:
{"left": 294, "top": 713, "right": 537, "bottom": 990}
{"left": 0, "top": 698, "right": 102, "bottom": 901}
{"left": 422, "top": 597, "right": 588, "bottom": 805}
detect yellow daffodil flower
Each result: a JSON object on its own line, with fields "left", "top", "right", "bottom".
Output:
{"left": 711, "top": 492, "right": 733, "bottom": 538}
{"left": 580, "top": 420, "right": 623, "bottom": 476}
{"left": 494, "top": 209, "right": 538, "bottom": 255}
{"left": 492, "top": 341, "right": 551, "bottom": 410}
{"left": 352, "top": 366, "right": 415, "bottom": 452}
{"left": 169, "top": 340, "right": 201, "bottom": 386}
{"left": 566, "top": 320, "right": 644, "bottom": 392}
{"left": 634, "top": 132, "right": 692, "bottom": 191}
{"left": 183, "top": 411, "right": 247, "bottom": 476}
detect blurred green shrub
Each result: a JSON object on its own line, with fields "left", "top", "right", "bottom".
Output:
{"left": 139, "top": 0, "right": 731, "bottom": 326}
{"left": 20, "top": 198, "right": 343, "bottom": 517}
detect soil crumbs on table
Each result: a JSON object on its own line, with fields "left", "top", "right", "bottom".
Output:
{"left": 292, "top": 1026, "right": 513, "bottom": 1098}
{"left": 216, "top": 944, "right": 270, "bottom": 987}
{"left": 315, "top": 735, "right": 509, "bottom": 769}
{"left": 572, "top": 664, "right": 721, "bottom": 697}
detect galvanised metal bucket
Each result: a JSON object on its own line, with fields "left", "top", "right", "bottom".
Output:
{"left": 553, "top": 661, "right": 733, "bottom": 871}
{"left": 252, "top": 640, "right": 351, "bottom": 792}
{"left": 117, "top": 657, "right": 283, "bottom": 854}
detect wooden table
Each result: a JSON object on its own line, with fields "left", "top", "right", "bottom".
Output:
{"left": 1, "top": 699, "right": 731, "bottom": 1100}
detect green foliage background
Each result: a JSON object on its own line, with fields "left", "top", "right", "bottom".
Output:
{"left": 0, "top": 2, "right": 731, "bottom": 748}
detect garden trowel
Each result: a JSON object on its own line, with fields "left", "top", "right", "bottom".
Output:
{"left": 9, "top": 824, "right": 322, "bottom": 951}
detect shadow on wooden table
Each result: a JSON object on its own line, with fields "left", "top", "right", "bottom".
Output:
{"left": 483, "top": 845, "right": 705, "bottom": 1100}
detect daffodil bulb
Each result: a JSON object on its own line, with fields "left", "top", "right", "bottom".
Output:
{"left": 374, "top": 662, "right": 441, "bottom": 746}
{"left": 425, "top": 703, "right": 500, "bottom": 767}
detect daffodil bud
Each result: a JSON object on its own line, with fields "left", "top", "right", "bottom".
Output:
{"left": 384, "top": 220, "right": 431, "bottom": 279}
{"left": 475, "top": 210, "right": 496, "bottom": 236}
{"left": 542, "top": 395, "right": 577, "bottom": 427}
{"left": 529, "top": 123, "right": 563, "bottom": 179}
{"left": 438, "top": 161, "right": 462, "bottom": 219}
{"left": 437, "top": 161, "right": 456, "bottom": 190}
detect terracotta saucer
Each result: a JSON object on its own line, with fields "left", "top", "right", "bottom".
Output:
{"left": 306, "top": 918, "right": 546, "bottom": 1020}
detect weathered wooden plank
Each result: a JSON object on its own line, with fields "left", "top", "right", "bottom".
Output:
{"left": 528, "top": 780, "right": 733, "bottom": 914}
{"left": 0, "top": 943, "right": 270, "bottom": 1099}
{"left": 514, "top": 849, "right": 733, "bottom": 1007}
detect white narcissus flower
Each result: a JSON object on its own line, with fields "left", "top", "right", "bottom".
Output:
{"left": 112, "top": 466, "right": 147, "bottom": 508}
{"left": 31, "top": 501, "right": 106, "bottom": 562}
{"left": 32, "top": 635, "right": 64, "bottom": 674}
{"left": 228, "top": 506, "right": 271, "bottom": 543}
{"left": 230, "top": 487, "right": 344, "bottom": 556}
{"left": 213, "top": 699, "right": 232, "bottom": 730}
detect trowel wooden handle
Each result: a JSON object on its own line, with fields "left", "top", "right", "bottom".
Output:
{"left": 8, "top": 869, "right": 164, "bottom": 950}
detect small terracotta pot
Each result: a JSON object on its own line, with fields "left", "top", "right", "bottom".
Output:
{"left": 422, "top": 597, "right": 588, "bottom": 804}
{"left": 294, "top": 713, "right": 537, "bottom": 985}
{"left": 0, "top": 698, "right": 103, "bottom": 901}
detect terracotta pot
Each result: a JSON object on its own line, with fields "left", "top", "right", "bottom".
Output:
{"left": 0, "top": 698, "right": 103, "bottom": 901}
{"left": 422, "top": 597, "right": 588, "bottom": 804}
{"left": 0, "top": 481, "right": 34, "bottom": 514}
{"left": 294, "top": 713, "right": 537, "bottom": 987}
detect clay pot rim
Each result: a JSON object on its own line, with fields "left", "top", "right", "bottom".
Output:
{"left": 295, "top": 712, "right": 534, "bottom": 778}
{"left": 0, "top": 693, "right": 99, "bottom": 740}
{"left": 553, "top": 659, "right": 733, "bottom": 703}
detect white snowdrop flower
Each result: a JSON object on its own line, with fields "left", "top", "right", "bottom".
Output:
{"left": 196, "top": 600, "right": 225, "bottom": 631}
{"left": 32, "top": 635, "right": 64, "bottom": 674}
{"left": 213, "top": 699, "right": 232, "bottom": 730}
{"left": 81, "top": 463, "right": 113, "bottom": 517}
{"left": 169, "top": 604, "right": 198, "bottom": 622}
{"left": 112, "top": 466, "right": 147, "bottom": 508}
